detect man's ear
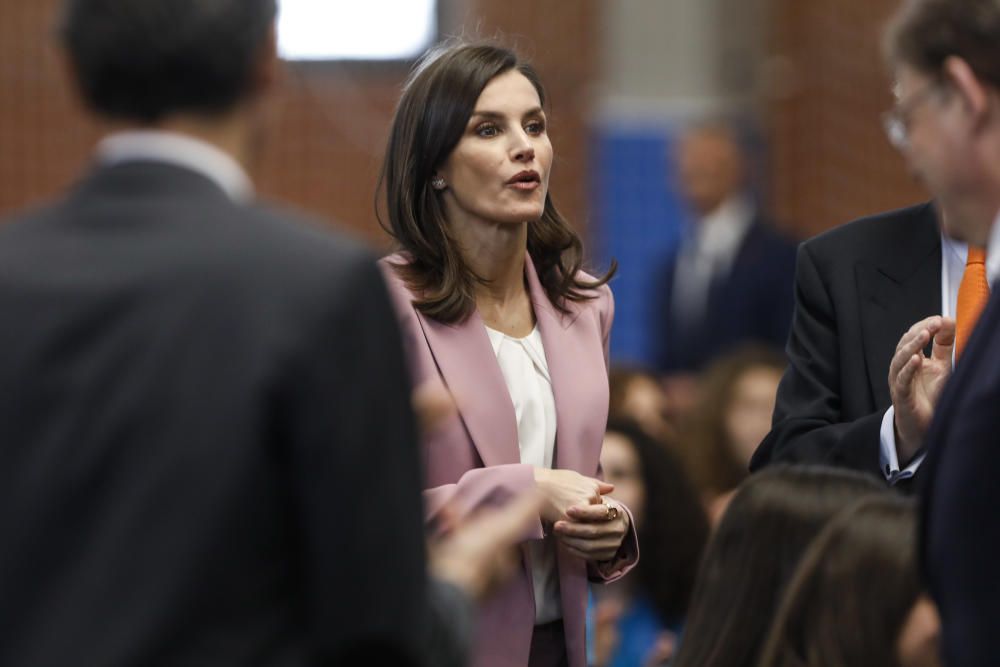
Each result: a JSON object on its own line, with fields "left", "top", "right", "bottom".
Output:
{"left": 250, "top": 23, "right": 281, "bottom": 99}
{"left": 54, "top": 46, "right": 88, "bottom": 114}
{"left": 944, "top": 55, "right": 990, "bottom": 127}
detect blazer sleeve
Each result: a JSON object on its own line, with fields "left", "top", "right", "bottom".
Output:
{"left": 423, "top": 465, "right": 546, "bottom": 541}
{"left": 750, "top": 242, "right": 885, "bottom": 478}
{"left": 587, "top": 504, "right": 640, "bottom": 583}
{"left": 590, "top": 283, "right": 639, "bottom": 581}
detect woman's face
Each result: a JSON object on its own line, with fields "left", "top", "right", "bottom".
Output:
{"left": 599, "top": 432, "right": 646, "bottom": 527}
{"left": 896, "top": 595, "right": 942, "bottom": 667}
{"left": 436, "top": 69, "right": 553, "bottom": 228}
{"left": 724, "top": 365, "right": 782, "bottom": 467}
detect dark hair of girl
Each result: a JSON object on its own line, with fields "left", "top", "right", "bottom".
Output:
{"left": 758, "top": 494, "right": 919, "bottom": 667}
{"left": 605, "top": 419, "right": 709, "bottom": 623}
{"left": 672, "top": 465, "right": 886, "bottom": 667}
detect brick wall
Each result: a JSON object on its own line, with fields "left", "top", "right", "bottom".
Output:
{"left": 0, "top": 0, "right": 599, "bottom": 249}
{"left": 765, "top": 0, "right": 929, "bottom": 237}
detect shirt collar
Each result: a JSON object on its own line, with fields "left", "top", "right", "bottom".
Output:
{"left": 95, "top": 130, "right": 254, "bottom": 203}
{"left": 691, "top": 193, "right": 755, "bottom": 263}
{"left": 941, "top": 231, "right": 967, "bottom": 266}
{"left": 986, "top": 208, "right": 1000, "bottom": 286}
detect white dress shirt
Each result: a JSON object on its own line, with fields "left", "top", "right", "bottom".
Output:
{"left": 986, "top": 210, "right": 1000, "bottom": 285}
{"left": 96, "top": 130, "right": 254, "bottom": 202}
{"left": 879, "top": 233, "right": 966, "bottom": 482}
{"left": 485, "top": 324, "right": 562, "bottom": 624}
{"left": 671, "top": 194, "right": 755, "bottom": 328}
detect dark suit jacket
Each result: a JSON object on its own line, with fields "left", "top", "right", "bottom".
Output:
{"left": 0, "top": 161, "right": 433, "bottom": 666}
{"left": 751, "top": 203, "right": 940, "bottom": 485}
{"left": 921, "top": 268, "right": 1000, "bottom": 667}
{"left": 656, "top": 217, "right": 797, "bottom": 373}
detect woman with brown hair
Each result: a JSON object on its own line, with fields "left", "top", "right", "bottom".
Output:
{"left": 678, "top": 344, "right": 786, "bottom": 522}
{"left": 671, "top": 465, "right": 885, "bottom": 667}
{"left": 376, "top": 42, "right": 637, "bottom": 667}
{"left": 758, "top": 495, "right": 940, "bottom": 667}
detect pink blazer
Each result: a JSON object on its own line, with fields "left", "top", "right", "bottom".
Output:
{"left": 380, "top": 252, "right": 639, "bottom": 667}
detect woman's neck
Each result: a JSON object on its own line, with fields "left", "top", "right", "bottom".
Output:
{"left": 453, "top": 219, "right": 528, "bottom": 302}
{"left": 449, "top": 215, "right": 533, "bottom": 334}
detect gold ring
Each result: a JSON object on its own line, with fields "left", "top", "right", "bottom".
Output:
{"left": 603, "top": 499, "right": 619, "bottom": 521}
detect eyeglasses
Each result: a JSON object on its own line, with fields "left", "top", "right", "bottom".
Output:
{"left": 882, "top": 82, "right": 942, "bottom": 150}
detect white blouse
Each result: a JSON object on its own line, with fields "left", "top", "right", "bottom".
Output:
{"left": 485, "top": 324, "right": 561, "bottom": 624}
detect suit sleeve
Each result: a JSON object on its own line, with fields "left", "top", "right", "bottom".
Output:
{"left": 750, "top": 242, "right": 885, "bottom": 478}
{"left": 276, "top": 255, "right": 432, "bottom": 664}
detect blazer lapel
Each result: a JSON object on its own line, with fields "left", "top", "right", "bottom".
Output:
{"left": 414, "top": 306, "right": 522, "bottom": 468}
{"left": 525, "top": 257, "right": 605, "bottom": 475}
{"left": 856, "top": 206, "right": 941, "bottom": 409}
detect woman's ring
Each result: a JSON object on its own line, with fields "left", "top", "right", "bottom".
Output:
{"left": 603, "top": 499, "right": 619, "bottom": 521}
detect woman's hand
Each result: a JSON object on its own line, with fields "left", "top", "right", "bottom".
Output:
{"left": 552, "top": 498, "right": 630, "bottom": 562}
{"left": 534, "top": 468, "right": 613, "bottom": 524}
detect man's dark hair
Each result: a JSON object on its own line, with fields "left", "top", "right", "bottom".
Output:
{"left": 885, "top": 0, "right": 1000, "bottom": 88}
{"left": 60, "top": 0, "right": 277, "bottom": 123}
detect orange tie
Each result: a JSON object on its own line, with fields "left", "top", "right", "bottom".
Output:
{"left": 955, "top": 246, "right": 990, "bottom": 361}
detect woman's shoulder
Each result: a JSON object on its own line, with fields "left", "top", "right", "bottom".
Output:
{"left": 377, "top": 252, "right": 422, "bottom": 319}
{"left": 377, "top": 252, "right": 414, "bottom": 290}
{"left": 566, "top": 268, "right": 614, "bottom": 316}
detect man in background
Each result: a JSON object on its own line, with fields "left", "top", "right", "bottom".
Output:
{"left": 655, "top": 123, "right": 797, "bottom": 377}
{"left": 0, "top": 1, "right": 530, "bottom": 665}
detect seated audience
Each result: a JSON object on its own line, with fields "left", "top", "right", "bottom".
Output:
{"left": 671, "top": 466, "right": 885, "bottom": 667}
{"left": 758, "top": 495, "right": 940, "bottom": 667}
{"left": 609, "top": 366, "right": 676, "bottom": 442}
{"left": 589, "top": 419, "right": 709, "bottom": 667}
{"left": 678, "top": 345, "right": 785, "bottom": 522}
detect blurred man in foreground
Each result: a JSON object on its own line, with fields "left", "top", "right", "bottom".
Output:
{"left": 0, "top": 1, "right": 531, "bottom": 665}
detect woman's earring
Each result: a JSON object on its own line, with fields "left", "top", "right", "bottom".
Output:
{"left": 431, "top": 177, "right": 447, "bottom": 190}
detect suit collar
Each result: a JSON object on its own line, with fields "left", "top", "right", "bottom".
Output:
{"left": 75, "top": 160, "right": 238, "bottom": 206}
{"left": 96, "top": 130, "right": 254, "bottom": 203}
{"left": 874, "top": 202, "right": 940, "bottom": 283}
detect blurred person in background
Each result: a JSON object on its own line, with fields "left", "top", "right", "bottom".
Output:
{"left": 654, "top": 122, "right": 796, "bottom": 411}
{"left": 758, "top": 495, "right": 940, "bottom": 667}
{"left": 0, "top": 1, "right": 542, "bottom": 665}
{"left": 378, "top": 42, "right": 638, "bottom": 667}
{"left": 588, "top": 419, "right": 709, "bottom": 667}
{"left": 671, "top": 466, "right": 885, "bottom": 667}
{"left": 678, "top": 345, "right": 785, "bottom": 523}
{"left": 608, "top": 366, "right": 676, "bottom": 442}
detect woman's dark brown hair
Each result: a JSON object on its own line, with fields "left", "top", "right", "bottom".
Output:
{"left": 757, "top": 495, "right": 920, "bottom": 667}
{"left": 671, "top": 465, "right": 886, "bottom": 667}
{"left": 679, "top": 344, "right": 786, "bottom": 497}
{"left": 377, "top": 41, "right": 614, "bottom": 323}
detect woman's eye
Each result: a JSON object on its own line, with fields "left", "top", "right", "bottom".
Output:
{"left": 525, "top": 120, "right": 545, "bottom": 134}
{"left": 475, "top": 123, "right": 499, "bottom": 137}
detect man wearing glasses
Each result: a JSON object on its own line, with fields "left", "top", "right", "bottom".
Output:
{"left": 884, "top": 0, "right": 1000, "bottom": 663}
{"left": 750, "top": 28, "right": 988, "bottom": 494}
